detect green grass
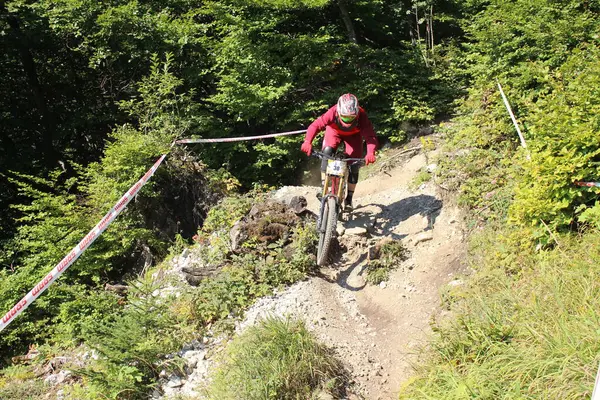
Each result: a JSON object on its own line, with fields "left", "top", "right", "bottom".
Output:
{"left": 409, "top": 168, "right": 432, "bottom": 190}
{"left": 0, "top": 370, "right": 48, "bottom": 400}
{"left": 400, "top": 228, "right": 600, "bottom": 399}
{"left": 366, "top": 240, "right": 409, "bottom": 285}
{"left": 206, "top": 317, "right": 346, "bottom": 400}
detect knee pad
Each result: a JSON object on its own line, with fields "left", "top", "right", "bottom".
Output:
{"left": 348, "top": 164, "right": 360, "bottom": 184}
{"left": 321, "top": 146, "right": 335, "bottom": 172}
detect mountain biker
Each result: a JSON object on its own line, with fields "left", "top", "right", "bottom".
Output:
{"left": 300, "top": 93, "right": 378, "bottom": 210}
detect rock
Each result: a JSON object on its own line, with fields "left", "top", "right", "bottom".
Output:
{"left": 379, "top": 281, "right": 387, "bottom": 289}
{"left": 229, "top": 220, "right": 246, "bottom": 252}
{"left": 11, "top": 346, "right": 40, "bottom": 364}
{"left": 344, "top": 227, "right": 368, "bottom": 236}
{"left": 80, "top": 350, "right": 99, "bottom": 361}
{"left": 336, "top": 224, "right": 346, "bottom": 236}
{"left": 426, "top": 163, "right": 437, "bottom": 173}
{"left": 448, "top": 279, "right": 464, "bottom": 287}
{"left": 44, "top": 370, "right": 72, "bottom": 386}
{"left": 183, "top": 350, "right": 207, "bottom": 369}
{"left": 181, "top": 342, "right": 194, "bottom": 352}
{"left": 316, "top": 390, "right": 335, "bottom": 400}
{"left": 288, "top": 196, "right": 308, "bottom": 214}
{"left": 104, "top": 283, "right": 128, "bottom": 295}
{"left": 181, "top": 248, "right": 190, "bottom": 259}
{"left": 419, "top": 126, "right": 434, "bottom": 136}
{"left": 413, "top": 231, "right": 433, "bottom": 246}
{"left": 166, "top": 375, "right": 184, "bottom": 388}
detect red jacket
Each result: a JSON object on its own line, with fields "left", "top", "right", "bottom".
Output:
{"left": 305, "top": 105, "right": 378, "bottom": 155}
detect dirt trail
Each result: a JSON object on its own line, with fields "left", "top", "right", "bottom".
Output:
{"left": 248, "top": 148, "right": 468, "bottom": 398}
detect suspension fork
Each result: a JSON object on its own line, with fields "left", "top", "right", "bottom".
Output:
{"left": 318, "top": 174, "right": 341, "bottom": 231}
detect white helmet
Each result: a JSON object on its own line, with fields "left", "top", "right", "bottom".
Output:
{"left": 336, "top": 93, "right": 359, "bottom": 127}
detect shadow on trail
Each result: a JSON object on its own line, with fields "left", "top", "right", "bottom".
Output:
{"left": 353, "top": 194, "right": 443, "bottom": 239}
{"left": 316, "top": 194, "right": 443, "bottom": 289}
{"left": 336, "top": 252, "right": 368, "bottom": 292}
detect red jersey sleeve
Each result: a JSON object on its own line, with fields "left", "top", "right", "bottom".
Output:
{"left": 304, "top": 105, "right": 338, "bottom": 143}
{"left": 358, "top": 109, "right": 379, "bottom": 155}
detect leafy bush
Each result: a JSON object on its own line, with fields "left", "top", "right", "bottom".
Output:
{"left": 509, "top": 45, "right": 600, "bottom": 237}
{"left": 206, "top": 317, "right": 346, "bottom": 400}
{"left": 435, "top": 0, "right": 600, "bottom": 235}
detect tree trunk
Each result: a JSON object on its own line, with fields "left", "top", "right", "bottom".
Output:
{"left": 1, "top": 4, "right": 59, "bottom": 167}
{"left": 430, "top": 6, "right": 434, "bottom": 55}
{"left": 336, "top": 0, "right": 358, "bottom": 44}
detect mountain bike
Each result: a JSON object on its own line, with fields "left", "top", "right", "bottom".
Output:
{"left": 311, "top": 151, "right": 364, "bottom": 266}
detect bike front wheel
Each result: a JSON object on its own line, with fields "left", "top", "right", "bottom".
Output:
{"left": 317, "top": 196, "right": 338, "bottom": 266}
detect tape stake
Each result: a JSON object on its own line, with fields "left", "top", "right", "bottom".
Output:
{"left": 0, "top": 154, "right": 167, "bottom": 333}
{"left": 497, "top": 80, "right": 528, "bottom": 150}
{"left": 176, "top": 129, "right": 306, "bottom": 144}
{"left": 593, "top": 361, "right": 600, "bottom": 400}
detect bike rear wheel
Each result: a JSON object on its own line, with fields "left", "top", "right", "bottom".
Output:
{"left": 317, "top": 196, "right": 338, "bottom": 266}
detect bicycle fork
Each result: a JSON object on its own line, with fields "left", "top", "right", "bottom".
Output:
{"left": 317, "top": 175, "right": 344, "bottom": 231}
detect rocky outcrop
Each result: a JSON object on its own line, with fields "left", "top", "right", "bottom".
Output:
{"left": 229, "top": 197, "right": 314, "bottom": 253}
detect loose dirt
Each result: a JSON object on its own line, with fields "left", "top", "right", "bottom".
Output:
{"left": 246, "top": 147, "right": 468, "bottom": 399}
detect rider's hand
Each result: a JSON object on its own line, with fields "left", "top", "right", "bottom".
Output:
{"left": 301, "top": 141, "right": 312, "bottom": 156}
{"left": 365, "top": 153, "right": 376, "bottom": 165}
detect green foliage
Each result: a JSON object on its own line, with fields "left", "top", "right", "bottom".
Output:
{"left": 193, "top": 213, "right": 317, "bottom": 326}
{"left": 410, "top": 168, "right": 432, "bottom": 190}
{"left": 0, "top": 56, "right": 217, "bottom": 361}
{"left": 201, "top": 195, "right": 255, "bottom": 235}
{"left": 79, "top": 279, "right": 194, "bottom": 398}
{"left": 401, "top": 228, "right": 600, "bottom": 399}
{"left": 366, "top": 240, "right": 409, "bottom": 285}
{"left": 509, "top": 45, "right": 600, "bottom": 236}
{"left": 206, "top": 317, "right": 345, "bottom": 400}
{"left": 435, "top": 1, "right": 600, "bottom": 234}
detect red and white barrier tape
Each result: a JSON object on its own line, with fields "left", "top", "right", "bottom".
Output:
{"left": 0, "top": 128, "right": 306, "bottom": 333}
{"left": 575, "top": 181, "right": 600, "bottom": 188}
{"left": 176, "top": 129, "right": 306, "bottom": 144}
{"left": 0, "top": 154, "right": 167, "bottom": 333}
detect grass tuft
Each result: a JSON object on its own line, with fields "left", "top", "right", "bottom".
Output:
{"left": 366, "top": 240, "right": 409, "bottom": 284}
{"left": 206, "top": 317, "right": 347, "bottom": 399}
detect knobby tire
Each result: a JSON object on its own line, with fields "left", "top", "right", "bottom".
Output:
{"left": 317, "top": 196, "right": 338, "bottom": 266}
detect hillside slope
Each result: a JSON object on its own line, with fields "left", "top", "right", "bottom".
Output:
{"left": 164, "top": 141, "right": 469, "bottom": 399}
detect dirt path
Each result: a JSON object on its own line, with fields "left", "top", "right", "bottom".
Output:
{"left": 247, "top": 148, "right": 468, "bottom": 398}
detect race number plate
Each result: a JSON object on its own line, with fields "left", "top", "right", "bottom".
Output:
{"left": 326, "top": 160, "right": 347, "bottom": 176}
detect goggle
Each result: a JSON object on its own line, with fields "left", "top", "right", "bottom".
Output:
{"left": 339, "top": 114, "right": 357, "bottom": 124}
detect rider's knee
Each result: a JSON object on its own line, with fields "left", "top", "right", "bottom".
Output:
{"left": 323, "top": 146, "right": 335, "bottom": 156}
{"left": 348, "top": 164, "right": 359, "bottom": 184}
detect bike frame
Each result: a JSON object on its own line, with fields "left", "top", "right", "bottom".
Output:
{"left": 314, "top": 152, "right": 362, "bottom": 230}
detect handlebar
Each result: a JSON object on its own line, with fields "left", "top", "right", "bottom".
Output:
{"left": 311, "top": 151, "right": 365, "bottom": 164}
